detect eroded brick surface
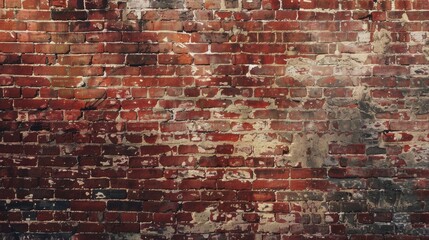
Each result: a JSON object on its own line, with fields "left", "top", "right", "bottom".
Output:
{"left": 1, "top": 0, "right": 429, "bottom": 239}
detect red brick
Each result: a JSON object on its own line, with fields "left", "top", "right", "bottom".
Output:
{"left": 5, "top": 0, "right": 21, "bottom": 8}
{"left": 70, "top": 201, "right": 106, "bottom": 211}
{"left": 264, "top": 21, "right": 300, "bottom": 30}
{"left": 414, "top": 0, "right": 429, "bottom": 9}
{"left": 86, "top": 32, "right": 121, "bottom": 42}
{"left": 74, "top": 89, "right": 106, "bottom": 99}
{"left": 35, "top": 44, "right": 70, "bottom": 53}
{"left": 146, "top": 21, "right": 183, "bottom": 31}
{"left": 0, "top": 20, "right": 27, "bottom": 31}
{"left": 373, "top": 66, "right": 409, "bottom": 76}
{"left": 27, "top": 22, "right": 69, "bottom": 32}
{"left": 216, "top": 180, "right": 250, "bottom": 191}
{"left": 69, "top": 66, "right": 104, "bottom": 76}
{"left": 127, "top": 169, "right": 163, "bottom": 179}
{"left": 237, "top": 191, "right": 275, "bottom": 201}
{"left": 58, "top": 55, "right": 92, "bottom": 65}
{"left": 0, "top": 43, "right": 33, "bottom": 53}
{"left": 253, "top": 180, "right": 289, "bottom": 189}
{"left": 14, "top": 99, "right": 48, "bottom": 109}
{"left": 158, "top": 54, "right": 193, "bottom": 65}
{"left": 290, "top": 168, "right": 327, "bottom": 179}
{"left": 16, "top": 10, "right": 51, "bottom": 20}
{"left": 15, "top": 77, "right": 50, "bottom": 87}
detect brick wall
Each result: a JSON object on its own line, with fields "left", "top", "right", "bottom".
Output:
{"left": 1, "top": 0, "right": 429, "bottom": 239}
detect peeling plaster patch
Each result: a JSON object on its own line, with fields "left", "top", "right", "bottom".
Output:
{"left": 411, "top": 97, "right": 429, "bottom": 115}
{"left": 353, "top": 85, "right": 370, "bottom": 107}
{"left": 342, "top": 55, "right": 367, "bottom": 66}
{"left": 179, "top": 207, "right": 250, "bottom": 233}
{"left": 401, "top": 13, "right": 409, "bottom": 22}
{"left": 410, "top": 32, "right": 426, "bottom": 42}
{"left": 423, "top": 43, "right": 429, "bottom": 61}
{"left": 191, "top": 206, "right": 214, "bottom": 222}
{"left": 235, "top": 144, "right": 254, "bottom": 156}
{"left": 258, "top": 203, "right": 274, "bottom": 212}
{"left": 411, "top": 65, "right": 429, "bottom": 75}
{"left": 179, "top": 170, "right": 205, "bottom": 178}
{"left": 277, "top": 213, "right": 296, "bottom": 222}
{"left": 228, "top": 25, "right": 248, "bottom": 38}
{"left": 318, "top": 55, "right": 369, "bottom": 76}
{"left": 259, "top": 213, "right": 275, "bottom": 222}
{"left": 118, "top": 0, "right": 186, "bottom": 19}
{"left": 110, "top": 234, "right": 142, "bottom": 240}
{"left": 257, "top": 222, "right": 290, "bottom": 233}
{"left": 330, "top": 108, "right": 361, "bottom": 121}
{"left": 287, "top": 46, "right": 298, "bottom": 55}
{"left": 283, "top": 133, "right": 327, "bottom": 167}
{"left": 281, "top": 133, "right": 360, "bottom": 168}
{"left": 399, "top": 145, "right": 429, "bottom": 167}
{"left": 372, "top": 29, "right": 392, "bottom": 54}
{"left": 358, "top": 32, "right": 371, "bottom": 42}
{"left": 275, "top": 79, "right": 383, "bottom": 168}
{"left": 127, "top": 0, "right": 151, "bottom": 9}
{"left": 123, "top": 0, "right": 151, "bottom": 18}
{"left": 246, "top": 64, "right": 259, "bottom": 77}
{"left": 223, "top": 170, "right": 252, "bottom": 180}
{"left": 141, "top": 225, "right": 176, "bottom": 238}
{"left": 112, "top": 156, "right": 128, "bottom": 166}
{"left": 285, "top": 58, "right": 316, "bottom": 82}
{"left": 224, "top": 104, "right": 252, "bottom": 118}
{"left": 241, "top": 133, "right": 287, "bottom": 156}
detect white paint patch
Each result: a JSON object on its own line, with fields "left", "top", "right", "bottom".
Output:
{"left": 372, "top": 28, "right": 392, "bottom": 54}
{"left": 257, "top": 203, "right": 273, "bottom": 212}
{"left": 358, "top": 32, "right": 370, "bottom": 42}
{"left": 223, "top": 170, "right": 251, "bottom": 180}
{"left": 246, "top": 64, "right": 258, "bottom": 77}
{"left": 325, "top": 215, "right": 334, "bottom": 223}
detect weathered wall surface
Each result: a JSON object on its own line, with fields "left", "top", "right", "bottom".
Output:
{"left": 1, "top": 0, "right": 429, "bottom": 239}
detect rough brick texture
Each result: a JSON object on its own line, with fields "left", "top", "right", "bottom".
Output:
{"left": 1, "top": 0, "right": 429, "bottom": 239}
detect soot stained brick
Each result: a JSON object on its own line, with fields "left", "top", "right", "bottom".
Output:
{"left": 107, "top": 201, "right": 142, "bottom": 211}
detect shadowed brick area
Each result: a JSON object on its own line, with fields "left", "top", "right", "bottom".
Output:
{"left": 1, "top": 0, "right": 429, "bottom": 239}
